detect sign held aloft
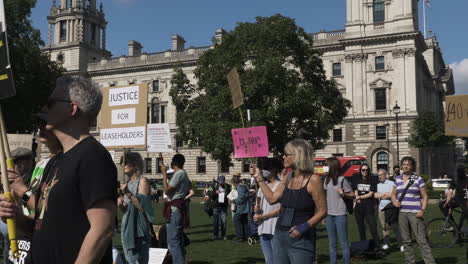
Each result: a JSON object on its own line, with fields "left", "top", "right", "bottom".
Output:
{"left": 99, "top": 83, "right": 148, "bottom": 148}
{"left": 231, "top": 126, "right": 269, "bottom": 158}
{"left": 227, "top": 68, "right": 244, "bottom": 109}
{"left": 147, "top": 123, "right": 172, "bottom": 153}
{"left": 445, "top": 95, "right": 468, "bottom": 137}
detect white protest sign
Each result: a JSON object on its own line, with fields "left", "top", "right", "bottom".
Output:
{"left": 147, "top": 123, "right": 172, "bottom": 152}
{"left": 111, "top": 108, "right": 136, "bottom": 125}
{"left": 108, "top": 85, "right": 139, "bottom": 106}
{"left": 148, "top": 248, "right": 168, "bottom": 264}
{"left": 100, "top": 126, "right": 146, "bottom": 147}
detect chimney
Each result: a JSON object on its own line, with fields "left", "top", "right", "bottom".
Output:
{"left": 171, "top": 34, "right": 185, "bottom": 51}
{"left": 128, "top": 40, "right": 142, "bottom": 56}
{"left": 215, "top": 28, "right": 227, "bottom": 44}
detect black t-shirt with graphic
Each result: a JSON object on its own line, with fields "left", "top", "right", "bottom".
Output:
{"left": 351, "top": 172, "right": 377, "bottom": 211}
{"left": 32, "top": 137, "right": 117, "bottom": 264}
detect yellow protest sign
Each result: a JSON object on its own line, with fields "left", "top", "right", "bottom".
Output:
{"left": 445, "top": 95, "right": 468, "bottom": 137}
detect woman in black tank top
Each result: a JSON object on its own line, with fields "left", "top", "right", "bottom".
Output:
{"left": 253, "top": 139, "right": 327, "bottom": 264}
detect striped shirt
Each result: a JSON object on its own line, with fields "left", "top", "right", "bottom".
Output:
{"left": 393, "top": 174, "right": 425, "bottom": 213}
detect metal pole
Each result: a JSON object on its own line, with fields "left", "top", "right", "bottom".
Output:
{"left": 395, "top": 113, "right": 400, "bottom": 165}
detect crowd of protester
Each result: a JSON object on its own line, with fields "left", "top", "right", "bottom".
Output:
{"left": 0, "top": 74, "right": 465, "bottom": 264}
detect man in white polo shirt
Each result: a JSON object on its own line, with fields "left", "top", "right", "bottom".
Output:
{"left": 374, "top": 169, "right": 403, "bottom": 251}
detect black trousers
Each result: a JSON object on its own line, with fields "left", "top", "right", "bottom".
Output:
{"left": 234, "top": 213, "right": 249, "bottom": 239}
{"left": 354, "top": 205, "right": 379, "bottom": 243}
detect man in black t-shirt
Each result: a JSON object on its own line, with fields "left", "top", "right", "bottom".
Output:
{"left": 351, "top": 164, "right": 379, "bottom": 245}
{"left": 0, "top": 76, "right": 117, "bottom": 264}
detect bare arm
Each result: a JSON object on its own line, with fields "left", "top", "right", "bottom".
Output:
{"left": 416, "top": 187, "right": 428, "bottom": 218}
{"left": 161, "top": 163, "right": 176, "bottom": 194}
{"left": 74, "top": 199, "right": 116, "bottom": 264}
{"left": 357, "top": 191, "right": 374, "bottom": 200}
{"left": 257, "top": 207, "right": 280, "bottom": 221}
{"left": 306, "top": 175, "right": 327, "bottom": 227}
{"left": 255, "top": 167, "right": 286, "bottom": 204}
{"left": 391, "top": 187, "right": 400, "bottom": 207}
{"left": 185, "top": 188, "right": 195, "bottom": 200}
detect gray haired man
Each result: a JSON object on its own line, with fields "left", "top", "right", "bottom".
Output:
{"left": 0, "top": 76, "right": 118, "bottom": 264}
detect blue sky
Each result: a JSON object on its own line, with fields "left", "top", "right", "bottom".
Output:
{"left": 30, "top": 0, "right": 468, "bottom": 94}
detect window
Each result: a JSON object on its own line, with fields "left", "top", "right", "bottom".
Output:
{"left": 145, "top": 158, "right": 152, "bottom": 174}
{"left": 152, "top": 80, "right": 160, "bottom": 92}
{"left": 376, "top": 126, "right": 387, "bottom": 140}
{"left": 332, "top": 153, "right": 344, "bottom": 157}
{"left": 91, "top": 24, "right": 97, "bottom": 44}
{"left": 332, "top": 63, "right": 342, "bottom": 76}
{"left": 156, "top": 158, "right": 162, "bottom": 173}
{"left": 375, "top": 56, "right": 385, "bottom": 71}
{"left": 242, "top": 160, "right": 250, "bottom": 173}
{"left": 373, "top": 0, "right": 385, "bottom": 23}
{"left": 375, "top": 88, "right": 386, "bottom": 110}
{"left": 151, "top": 102, "right": 166, "bottom": 123}
{"left": 221, "top": 160, "right": 230, "bottom": 173}
{"left": 197, "top": 157, "right": 206, "bottom": 173}
{"left": 333, "top": 129, "right": 343, "bottom": 142}
{"left": 377, "top": 151, "right": 388, "bottom": 171}
{"left": 59, "top": 21, "right": 67, "bottom": 42}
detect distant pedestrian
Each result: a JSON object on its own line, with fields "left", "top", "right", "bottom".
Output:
{"left": 161, "top": 154, "right": 191, "bottom": 264}
{"left": 253, "top": 158, "right": 283, "bottom": 264}
{"left": 118, "top": 152, "right": 155, "bottom": 264}
{"left": 374, "top": 169, "right": 403, "bottom": 251}
{"left": 207, "top": 175, "right": 231, "bottom": 240}
{"left": 232, "top": 176, "right": 250, "bottom": 242}
{"left": 351, "top": 164, "right": 379, "bottom": 245}
{"left": 391, "top": 157, "right": 435, "bottom": 264}
{"left": 323, "top": 157, "right": 353, "bottom": 264}
{"left": 254, "top": 139, "right": 327, "bottom": 263}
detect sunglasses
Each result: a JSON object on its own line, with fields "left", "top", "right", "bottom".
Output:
{"left": 361, "top": 169, "right": 369, "bottom": 172}
{"left": 47, "top": 98, "right": 72, "bottom": 108}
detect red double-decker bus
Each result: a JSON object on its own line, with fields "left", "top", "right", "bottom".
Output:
{"left": 314, "top": 156, "right": 368, "bottom": 177}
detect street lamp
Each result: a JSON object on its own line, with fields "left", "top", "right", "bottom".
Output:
{"left": 385, "top": 122, "right": 390, "bottom": 152}
{"left": 392, "top": 103, "right": 401, "bottom": 165}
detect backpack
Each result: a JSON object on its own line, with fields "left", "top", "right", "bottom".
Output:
{"left": 341, "top": 177, "right": 354, "bottom": 215}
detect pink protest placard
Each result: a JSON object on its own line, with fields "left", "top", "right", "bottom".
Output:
{"left": 231, "top": 126, "right": 269, "bottom": 158}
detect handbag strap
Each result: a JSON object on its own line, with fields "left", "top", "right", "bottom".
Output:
{"left": 398, "top": 175, "right": 416, "bottom": 203}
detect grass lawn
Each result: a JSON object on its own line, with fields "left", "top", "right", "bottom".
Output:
{"left": 112, "top": 202, "right": 467, "bottom": 264}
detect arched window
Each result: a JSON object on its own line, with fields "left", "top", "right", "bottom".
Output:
{"left": 373, "top": 0, "right": 385, "bottom": 23}
{"left": 377, "top": 151, "right": 388, "bottom": 171}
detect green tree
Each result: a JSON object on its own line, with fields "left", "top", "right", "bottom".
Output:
{"left": 407, "top": 111, "right": 455, "bottom": 177}
{"left": 2, "top": 0, "right": 63, "bottom": 133}
{"left": 170, "top": 14, "right": 350, "bottom": 163}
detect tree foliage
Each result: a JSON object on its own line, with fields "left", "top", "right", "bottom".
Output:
{"left": 2, "top": 0, "right": 63, "bottom": 133}
{"left": 407, "top": 111, "right": 455, "bottom": 148}
{"left": 170, "top": 14, "right": 350, "bottom": 162}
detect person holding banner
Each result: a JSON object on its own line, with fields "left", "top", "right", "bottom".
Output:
{"left": 3, "top": 116, "right": 63, "bottom": 264}
{"left": 161, "top": 154, "right": 191, "bottom": 264}
{"left": 117, "top": 152, "right": 154, "bottom": 264}
{"left": 0, "top": 75, "right": 118, "bottom": 264}
{"left": 253, "top": 139, "right": 327, "bottom": 263}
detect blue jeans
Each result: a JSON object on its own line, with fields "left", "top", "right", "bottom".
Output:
{"left": 326, "top": 215, "right": 350, "bottom": 264}
{"left": 272, "top": 229, "right": 315, "bottom": 264}
{"left": 213, "top": 207, "right": 227, "bottom": 238}
{"left": 166, "top": 207, "right": 185, "bottom": 264}
{"left": 123, "top": 236, "right": 150, "bottom": 264}
{"left": 260, "top": 234, "right": 274, "bottom": 264}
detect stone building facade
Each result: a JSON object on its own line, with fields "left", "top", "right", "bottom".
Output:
{"left": 43, "top": 0, "right": 455, "bottom": 180}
